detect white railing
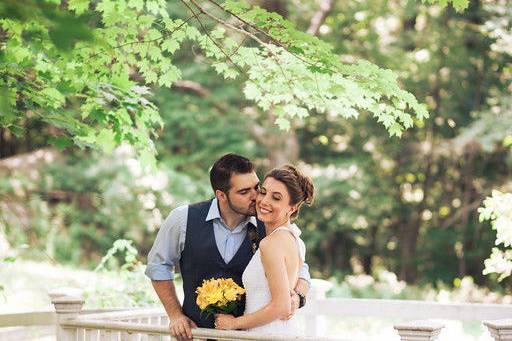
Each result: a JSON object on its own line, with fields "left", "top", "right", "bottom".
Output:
{"left": 3, "top": 279, "right": 512, "bottom": 340}
{"left": 47, "top": 283, "right": 447, "bottom": 341}
{"left": 0, "top": 307, "right": 138, "bottom": 340}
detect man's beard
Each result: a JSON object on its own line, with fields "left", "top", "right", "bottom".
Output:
{"left": 226, "top": 195, "right": 256, "bottom": 216}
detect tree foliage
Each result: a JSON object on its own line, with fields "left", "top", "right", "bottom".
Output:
{"left": 0, "top": 0, "right": 432, "bottom": 166}
{"left": 0, "top": 0, "right": 510, "bottom": 290}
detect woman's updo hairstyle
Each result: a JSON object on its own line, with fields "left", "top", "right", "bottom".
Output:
{"left": 264, "top": 165, "right": 314, "bottom": 219}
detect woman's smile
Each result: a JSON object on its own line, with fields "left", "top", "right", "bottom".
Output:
{"left": 257, "top": 204, "right": 272, "bottom": 215}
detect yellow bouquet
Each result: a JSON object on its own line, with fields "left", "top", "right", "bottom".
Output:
{"left": 196, "top": 278, "right": 245, "bottom": 317}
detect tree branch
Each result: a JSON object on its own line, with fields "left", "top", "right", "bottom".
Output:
{"left": 441, "top": 199, "right": 483, "bottom": 229}
{"left": 203, "top": 0, "right": 326, "bottom": 69}
{"left": 179, "top": 0, "right": 246, "bottom": 77}
{"left": 307, "top": 0, "right": 334, "bottom": 36}
{"left": 172, "top": 80, "right": 211, "bottom": 97}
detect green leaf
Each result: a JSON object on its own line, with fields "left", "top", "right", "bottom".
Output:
{"left": 213, "top": 62, "right": 229, "bottom": 74}
{"left": 389, "top": 122, "right": 403, "bottom": 138}
{"left": 2, "top": 256, "right": 16, "bottom": 263}
{"left": 96, "top": 128, "right": 117, "bottom": 153}
{"left": 211, "top": 27, "right": 226, "bottom": 39}
{"left": 48, "top": 136, "right": 73, "bottom": 150}
{"left": 8, "top": 125, "right": 24, "bottom": 137}
{"left": 68, "top": 0, "right": 91, "bottom": 15}
{"left": 400, "top": 113, "right": 414, "bottom": 129}
{"left": 96, "top": 0, "right": 115, "bottom": 13}
{"left": 451, "top": 0, "right": 469, "bottom": 11}
{"left": 146, "top": 0, "right": 161, "bottom": 15}
{"left": 244, "top": 83, "right": 261, "bottom": 100}
{"left": 159, "top": 68, "right": 180, "bottom": 87}
{"left": 224, "top": 69, "right": 238, "bottom": 79}
{"left": 275, "top": 117, "right": 291, "bottom": 131}
{"left": 127, "top": 0, "right": 144, "bottom": 11}
{"left": 161, "top": 39, "right": 180, "bottom": 54}
{"left": 41, "top": 88, "right": 66, "bottom": 108}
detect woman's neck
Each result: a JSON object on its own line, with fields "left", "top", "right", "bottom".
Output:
{"left": 264, "top": 219, "right": 290, "bottom": 236}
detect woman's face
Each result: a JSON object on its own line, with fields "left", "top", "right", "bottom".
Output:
{"left": 256, "top": 177, "right": 295, "bottom": 226}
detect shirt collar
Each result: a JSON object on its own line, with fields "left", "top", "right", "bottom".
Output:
{"left": 206, "top": 198, "right": 257, "bottom": 227}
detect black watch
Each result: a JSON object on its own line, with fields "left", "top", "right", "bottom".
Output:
{"left": 297, "top": 292, "right": 306, "bottom": 308}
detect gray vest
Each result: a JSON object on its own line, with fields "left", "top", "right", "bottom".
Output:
{"left": 179, "top": 200, "right": 265, "bottom": 328}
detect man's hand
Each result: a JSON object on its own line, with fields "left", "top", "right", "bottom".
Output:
{"left": 283, "top": 289, "right": 300, "bottom": 320}
{"left": 169, "top": 313, "right": 197, "bottom": 340}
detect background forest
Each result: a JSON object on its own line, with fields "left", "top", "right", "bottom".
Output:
{"left": 0, "top": 0, "right": 511, "bottom": 315}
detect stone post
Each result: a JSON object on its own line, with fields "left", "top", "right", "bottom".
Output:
{"left": 305, "top": 279, "right": 333, "bottom": 337}
{"left": 394, "top": 320, "right": 444, "bottom": 341}
{"left": 49, "top": 287, "right": 84, "bottom": 341}
{"left": 484, "top": 319, "right": 512, "bottom": 341}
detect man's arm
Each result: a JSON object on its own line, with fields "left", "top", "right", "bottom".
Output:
{"left": 286, "top": 263, "right": 311, "bottom": 318}
{"left": 296, "top": 260, "right": 311, "bottom": 295}
{"left": 152, "top": 280, "right": 197, "bottom": 339}
{"left": 294, "top": 277, "right": 310, "bottom": 297}
{"left": 145, "top": 205, "right": 195, "bottom": 339}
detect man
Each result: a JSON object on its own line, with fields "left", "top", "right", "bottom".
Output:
{"left": 145, "top": 153, "right": 310, "bottom": 340}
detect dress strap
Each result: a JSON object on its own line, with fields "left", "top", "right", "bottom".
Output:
{"left": 268, "top": 226, "right": 291, "bottom": 236}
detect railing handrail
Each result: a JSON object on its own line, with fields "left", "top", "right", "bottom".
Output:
{"left": 48, "top": 285, "right": 447, "bottom": 341}
{"left": 0, "top": 307, "right": 142, "bottom": 328}
{"left": 8, "top": 297, "right": 508, "bottom": 328}
{"left": 68, "top": 298, "right": 512, "bottom": 321}
{"left": 0, "top": 310, "right": 55, "bottom": 328}
{"left": 305, "top": 297, "right": 512, "bottom": 321}
{"left": 73, "top": 307, "right": 164, "bottom": 320}
{"left": 60, "top": 318, "right": 350, "bottom": 341}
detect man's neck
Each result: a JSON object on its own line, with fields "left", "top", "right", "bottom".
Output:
{"left": 218, "top": 201, "right": 246, "bottom": 229}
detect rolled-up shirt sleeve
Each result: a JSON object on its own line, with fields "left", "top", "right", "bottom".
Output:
{"left": 299, "top": 262, "right": 311, "bottom": 284}
{"left": 145, "top": 205, "right": 188, "bottom": 281}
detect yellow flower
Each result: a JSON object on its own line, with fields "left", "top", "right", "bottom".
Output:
{"left": 195, "top": 278, "right": 245, "bottom": 312}
{"left": 196, "top": 294, "right": 209, "bottom": 310}
{"left": 223, "top": 287, "right": 238, "bottom": 301}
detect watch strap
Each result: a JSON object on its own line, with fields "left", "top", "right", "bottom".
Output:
{"left": 297, "top": 292, "right": 306, "bottom": 308}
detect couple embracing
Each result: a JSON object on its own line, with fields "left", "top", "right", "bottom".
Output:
{"left": 145, "top": 153, "right": 314, "bottom": 339}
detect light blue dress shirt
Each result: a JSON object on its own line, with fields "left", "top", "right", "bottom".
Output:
{"left": 145, "top": 199, "right": 311, "bottom": 282}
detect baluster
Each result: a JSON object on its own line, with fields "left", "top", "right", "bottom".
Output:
{"left": 121, "top": 330, "right": 139, "bottom": 341}
{"left": 77, "top": 328, "right": 86, "bottom": 340}
{"left": 112, "top": 331, "right": 122, "bottom": 341}
{"left": 99, "top": 329, "right": 116, "bottom": 341}
{"left": 86, "top": 329, "right": 99, "bottom": 341}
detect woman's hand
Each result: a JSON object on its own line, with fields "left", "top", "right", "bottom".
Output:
{"left": 214, "top": 314, "right": 239, "bottom": 330}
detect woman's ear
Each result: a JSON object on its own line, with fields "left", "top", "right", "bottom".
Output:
{"left": 289, "top": 204, "right": 299, "bottom": 218}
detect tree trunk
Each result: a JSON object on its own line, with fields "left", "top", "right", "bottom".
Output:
{"left": 399, "top": 129, "right": 435, "bottom": 283}
{"left": 458, "top": 146, "right": 476, "bottom": 276}
{"left": 252, "top": 0, "right": 288, "bottom": 17}
{"left": 363, "top": 224, "right": 378, "bottom": 274}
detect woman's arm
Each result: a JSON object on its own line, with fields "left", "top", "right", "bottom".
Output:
{"left": 215, "top": 234, "right": 292, "bottom": 330}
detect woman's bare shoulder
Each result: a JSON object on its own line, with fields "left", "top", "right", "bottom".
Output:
{"left": 260, "top": 229, "right": 296, "bottom": 253}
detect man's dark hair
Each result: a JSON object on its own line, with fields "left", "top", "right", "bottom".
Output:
{"left": 210, "top": 153, "right": 254, "bottom": 193}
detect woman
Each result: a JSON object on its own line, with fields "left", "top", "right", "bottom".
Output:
{"left": 214, "top": 165, "right": 314, "bottom": 335}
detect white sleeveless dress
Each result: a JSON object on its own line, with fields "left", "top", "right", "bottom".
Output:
{"left": 241, "top": 224, "right": 306, "bottom": 336}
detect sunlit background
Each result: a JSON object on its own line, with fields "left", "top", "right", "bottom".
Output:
{"left": 1, "top": 0, "right": 511, "bottom": 340}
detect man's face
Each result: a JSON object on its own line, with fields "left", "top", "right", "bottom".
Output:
{"left": 225, "top": 172, "right": 260, "bottom": 216}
